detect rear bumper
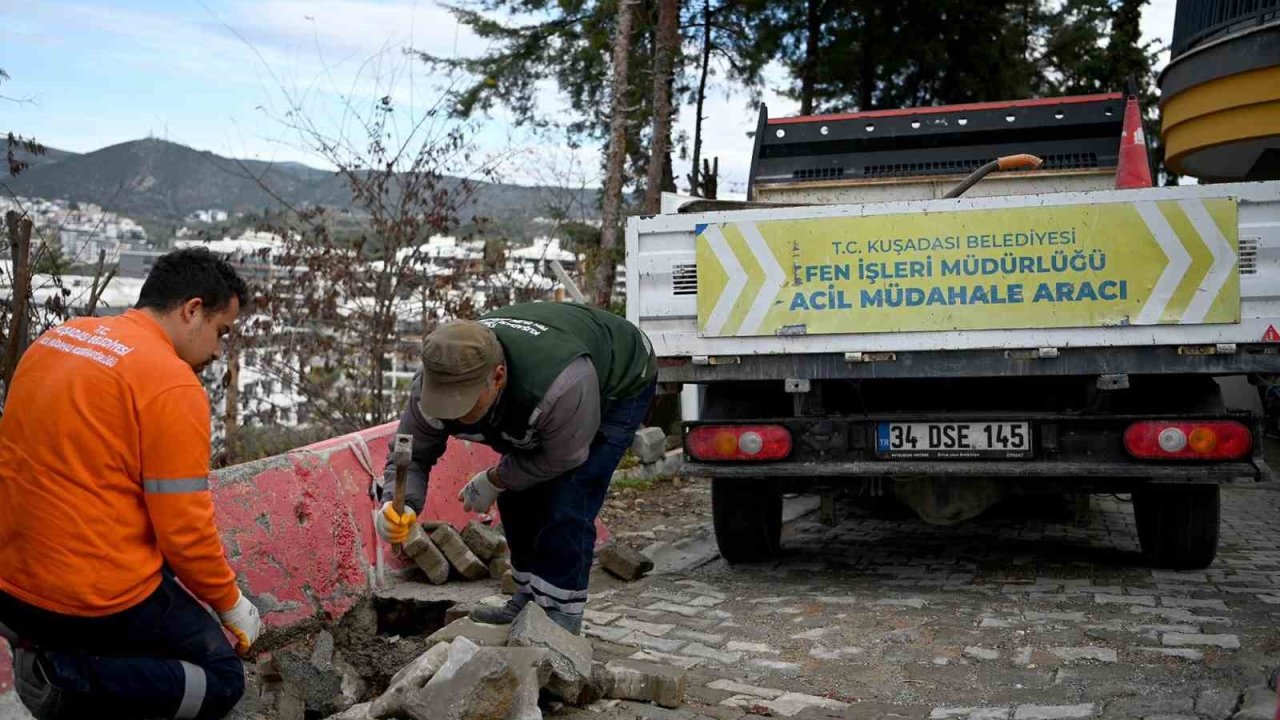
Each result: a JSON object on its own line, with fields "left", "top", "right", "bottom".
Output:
{"left": 684, "top": 459, "right": 1260, "bottom": 483}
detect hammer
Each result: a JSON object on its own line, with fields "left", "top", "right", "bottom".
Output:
{"left": 390, "top": 433, "right": 414, "bottom": 546}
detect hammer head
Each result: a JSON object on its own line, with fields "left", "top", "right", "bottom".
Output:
{"left": 392, "top": 433, "right": 413, "bottom": 469}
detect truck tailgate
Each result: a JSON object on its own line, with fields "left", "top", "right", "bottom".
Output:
{"left": 628, "top": 183, "right": 1280, "bottom": 372}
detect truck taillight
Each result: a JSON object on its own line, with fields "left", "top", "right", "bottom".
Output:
{"left": 1123, "top": 421, "right": 1252, "bottom": 460}
{"left": 686, "top": 425, "right": 791, "bottom": 461}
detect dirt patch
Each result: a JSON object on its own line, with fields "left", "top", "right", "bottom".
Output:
{"left": 600, "top": 476, "right": 711, "bottom": 538}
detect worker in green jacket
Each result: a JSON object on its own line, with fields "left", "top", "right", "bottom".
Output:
{"left": 374, "top": 302, "right": 657, "bottom": 634}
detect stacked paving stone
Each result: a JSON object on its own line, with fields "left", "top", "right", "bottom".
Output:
{"left": 402, "top": 520, "right": 508, "bottom": 586}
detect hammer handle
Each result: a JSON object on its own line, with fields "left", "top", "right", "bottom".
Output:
{"left": 392, "top": 466, "right": 408, "bottom": 515}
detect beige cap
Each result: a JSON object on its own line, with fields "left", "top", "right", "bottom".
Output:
{"left": 418, "top": 321, "right": 503, "bottom": 420}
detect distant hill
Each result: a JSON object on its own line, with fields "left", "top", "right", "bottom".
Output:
{"left": 3, "top": 138, "right": 597, "bottom": 230}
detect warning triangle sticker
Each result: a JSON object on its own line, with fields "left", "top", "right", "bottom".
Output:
{"left": 1264, "top": 325, "right": 1280, "bottom": 342}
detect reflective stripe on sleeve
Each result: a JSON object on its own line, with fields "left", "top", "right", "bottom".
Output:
{"left": 143, "top": 477, "right": 210, "bottom": 494}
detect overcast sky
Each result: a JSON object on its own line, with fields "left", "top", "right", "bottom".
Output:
{"left": 1, "top": 0, "right": 1178, "bottom": 197}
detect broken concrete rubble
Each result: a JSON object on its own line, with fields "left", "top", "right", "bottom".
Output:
{"left": 274, "top": 631, "right": 361, "bottom": 717}
{"left": 508, "top": 603, "right": 594, "bottom": 703}
{"left": 431, "top": 524, "right": 490, "bottom": 580}
{"left": 369, "top": 640, "right": 453, "bottom": 719}
{"left": 403, "top": 523, "right": 450, "bottom": 585}
{"left": 425, "top": 617, "right": 512, "bottom": 647}
{"left": 323, "top": 701, "right": 373, "bottom": 720}
{"left": 598, "top": 542, "right": 655, "bottom": 581}
{"left": 461, "top": 521, "right": 507, "bottom": 561}
{"left": 599, "top": 658, "right": 686, "bottom": 709}
{"left": 402, "top": 648, "right": 520, "bottom": 720}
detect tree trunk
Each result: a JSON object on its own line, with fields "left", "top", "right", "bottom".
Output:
{"left": 595, "top": 0, "right": 639, "bottom": 307}
{"left": 687, "top": 0, "right": 712, "bottom": 197}
{"left": 223, "top": 331, "right": 240, "bottom": 466}
{"left": 800, "top": 0, "right": 822, "bottom": 115}
{"left": 644, "top": 0, "right": 681, "bottom": 214}
{"left": 2, "top": 211, "right": 33, "bottom": 399}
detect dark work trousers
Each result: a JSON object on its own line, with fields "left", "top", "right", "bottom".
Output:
{"left": 497, "top": 379, "right": 656, "bottom": 620}
{"left": 0, "top": 570, "right": 244, "bottom": 720}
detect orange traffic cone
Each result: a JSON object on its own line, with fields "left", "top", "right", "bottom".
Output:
{"left": 1115, "top": 95, "right": 1154, "bottom": 189}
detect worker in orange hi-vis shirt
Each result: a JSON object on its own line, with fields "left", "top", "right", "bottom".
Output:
{"left": 0, "top": 247, "right": 259, "bottom": 720}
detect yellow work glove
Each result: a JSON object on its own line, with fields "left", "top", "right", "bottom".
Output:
{"left": 218, "top": 592, "right": 262, "bottom": 657}
{"left": 376, "top": 501, "right": 417, "bottom": 544}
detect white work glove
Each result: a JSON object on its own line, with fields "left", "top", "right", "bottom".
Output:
{"left": 219, "top": 592, "right": 262, "bottom": 657}
{"left": 458, "top": 469, "right": 502, "bottom": 514}
{"left": 375, "top": 501, "right": 417, "bottom": 545}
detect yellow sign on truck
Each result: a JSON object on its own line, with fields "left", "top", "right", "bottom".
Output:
{"left": 696, "top": 198, "right": 1239, "bottom": 337}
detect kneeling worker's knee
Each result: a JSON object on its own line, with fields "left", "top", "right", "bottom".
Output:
{"left": 187, "top": 657, "right": 245, "bottom": 720}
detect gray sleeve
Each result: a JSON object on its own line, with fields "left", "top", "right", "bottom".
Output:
{"left": 380, "top": 371, "right": 449, "bottom": 513}
{"left": 496, "top": 357, "right": 600, "bottom": 490}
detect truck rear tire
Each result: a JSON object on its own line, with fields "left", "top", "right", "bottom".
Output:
{"left": 712, "top": 479, "right": 782, "bottom": 563}
{"left": 1133, "top": 483, "right": 1220, "bottom": 569}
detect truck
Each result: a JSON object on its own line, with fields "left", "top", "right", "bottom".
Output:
{"left": 626, "top": 90, "right": 1280, "bottom": 570}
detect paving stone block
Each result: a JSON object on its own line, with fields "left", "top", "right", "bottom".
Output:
{"left": 500, "top": 570, "right": 519, "bottom": 596}
{"left": 1049, "top": 647, "right": 1117, "bottom": 663}
{"left": 600, "top": 543, "right": 656, "bottom": 581}
{"left": 644, "top": 601, "right": 703, "bottom": 618}
{"left": 584, "top": 609, "right": 622, "bottom": 625}
{"left": 689, "top": 595, "right": 725, "bottom": 607}
{"left": 706, "top": 679, "right": 785, "bottom": 699}
{"left": 403, "top": 524, "right": 450, "bottom": 585}
{"left": 930, "top": 708, "right": 1012, "bottom": 719}
{"left": 1094, "top": 594, "right": 1156, "bottom": 606}
{"left": 1135, "top": 647, "right": 1204, "bottom": 660}
{"left": 808, "top": 645, "right": 864, "bottom": 660}
{"left": 1160, "top": 597, "right": 1227, "bottom": 610}
{"left": 508, "top": 603, "right": 594, "bottom": 703}
{"left": 460, "top": 521, "right": 506, "bottom": 561}
{"left": 631, "top": 427, "right": 667, "bottom": 464}
{"left": 616, "top": 618, "right": 675, "bottom": 636}
{"left": 487, "top": 554, "right": 511, "bottom": 580}
{"left": 1012, "top": 704, "right": 1095, "bottom": 719}
{"left": 621, "top": 631, "right": 688, "bottom": 653}
{"left": 601, "top": 658, "right": 686, "bottom": 708}
{"left": 584, "top": 624, "right": 631, "bottom": 643}
{"left": 749, "top": 658, "right": 802, "bottom": 675}
{"left": 1161, "top": 632, "right": 1240, "bottom": 649}
{"left": 430, "top": 525, "right": 489, "bottom": 580}
{"left": 679, "top": 642, "right": 742, "bottom": 664}
{"left": 873, "top": 597, "right": 927, "bottom": 609}
{"left": 627, "top": 650, "right": 702, "bottom": 670}
{"left": 726, "top": 641, "right": 778, "bottom": 654}
{"left": 1195, "top": 688, "right": 1241, "bottom": 720}
{"left": 964, "top": 646, "right": 1000, "bottom": 661}
{"left": 1231, "top": 686, "right": 1275, "bottom": 720}
{"left": 670, "top": 629, "right": 724, "bottom": 645}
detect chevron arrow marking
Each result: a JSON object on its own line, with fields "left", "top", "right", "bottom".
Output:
{"left": 738, "top": 222, "right": 786, "bottom": 336}
{"left": 1134, "top": 201, "right": 1192, "bottom": 326}
{"left": 1179, "top": 199, "right": 1236, "bottom": 324}
{"left": 702, "top": 224, "right": 746, "bottom": 336}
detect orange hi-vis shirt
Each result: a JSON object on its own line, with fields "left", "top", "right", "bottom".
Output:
{"left": 0, "top": 309, "right": 239, "bottom": 617}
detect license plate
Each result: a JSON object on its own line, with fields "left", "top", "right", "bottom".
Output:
{"left": 876, "top": 421, "right": 1032, "bottom": 459}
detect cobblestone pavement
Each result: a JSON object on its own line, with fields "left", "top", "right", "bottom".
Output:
{"left": 571, "top": 482, "right": 1280, "bottom": 720}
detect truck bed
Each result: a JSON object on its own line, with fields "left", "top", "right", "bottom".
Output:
{"left": 628, "top": 182, "right": 1280, "bottom": 381}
